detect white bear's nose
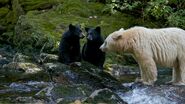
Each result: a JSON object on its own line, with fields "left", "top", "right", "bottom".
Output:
{"left": 100, "top": 44, "right": 106, "bottom": 52}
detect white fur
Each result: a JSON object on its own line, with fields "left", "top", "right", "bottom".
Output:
{"left": 100, "top": 26, "right": 185, "bottom": 85}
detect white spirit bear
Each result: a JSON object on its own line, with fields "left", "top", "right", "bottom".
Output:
{"left": 100, "top": 27, "right": 185, "bottom": 85}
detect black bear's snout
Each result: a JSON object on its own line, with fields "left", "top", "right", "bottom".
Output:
{"left": 80, "top": 33, "right": 85, "bottom": 39}
{"left": 87, "top": 35, "right": 93, "bottom": 40}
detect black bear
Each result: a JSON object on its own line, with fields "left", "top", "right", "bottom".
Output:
{"left": 58, "top": 24, "right": 84, "bottom": 65}
{"left": 82, "top": 26, "right": 105, "bottom": 69}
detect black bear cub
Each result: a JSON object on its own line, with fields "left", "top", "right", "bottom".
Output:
{"left": 82, "top": 26, "right": 105, "bottom": 69}
{"left": 58, "top": 24, "right": 84, "bottom": 65}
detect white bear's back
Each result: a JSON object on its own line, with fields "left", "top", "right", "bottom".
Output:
{"left": 132, "top": 27, "right": 185, "bottom": 67}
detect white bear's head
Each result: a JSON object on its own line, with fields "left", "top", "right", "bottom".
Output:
{"left": 100, "top": 28, "right": 124, "bottom": 52}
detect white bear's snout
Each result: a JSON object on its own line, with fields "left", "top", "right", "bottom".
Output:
{"left": 100, "top": 44, "right": 107, "bottom": 52}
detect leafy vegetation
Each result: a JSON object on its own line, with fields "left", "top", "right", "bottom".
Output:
{"left": 105, "top": 0, "right": 185, "bottom": 29}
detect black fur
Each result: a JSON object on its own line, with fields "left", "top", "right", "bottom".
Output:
{"left": 58, "top": 24, "right": 84, "bottom": 64}
{"left": 82, "top": 26, "right": 105, "bottom": 69}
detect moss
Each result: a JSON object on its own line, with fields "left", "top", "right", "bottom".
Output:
{"left": 12, "top": 0, "right": 25, "bottom": 24}
{"left": 20, "top": 0, "right": 62, "bottom": 11}
{"left": 0, "top": 0, "right": 24, "bottom": 30}
{"left": 0, "top": 0, "right": 9, "bottom": 4}
{"left": 0, "top": 7, "right": 9, "bottom": 18}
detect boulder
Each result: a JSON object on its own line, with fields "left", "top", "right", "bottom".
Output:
{"left": 1, "top": 62, "right": 49, "bottom": 81}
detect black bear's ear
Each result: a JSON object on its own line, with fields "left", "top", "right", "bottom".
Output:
{"left": 77, "top": 24, "right": 81, "bottom": 28}
{"left": 95, "top": 26, "right": 101, "bottom": 33}
{"left": 69, "top": 24, "right": 75, "bottom": 30}
{"left": 85, "top": 27, "right": 90, "bottom": 32}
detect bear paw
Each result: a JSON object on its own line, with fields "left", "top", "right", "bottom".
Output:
{"left": 135, "top": 77, "right": 143, "bottom": 83}
{"left": 142, "top": 81, "right": 154, "bottom": 86}
{"left": 135, "top": 77, "right": 155, "bottom": 85}
{"left": 172, "top": 81, "right": 185, "bottom": 86}
{"left": 165, "top": 80, "right": 174, "bottom": 85}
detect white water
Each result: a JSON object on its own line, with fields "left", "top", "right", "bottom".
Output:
{"left": 117, "top": 83, "right": 185, "bottom": 104}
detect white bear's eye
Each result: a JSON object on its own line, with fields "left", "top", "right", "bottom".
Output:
{"left": 104, "top": 41, "right": 107, "bottom": 46}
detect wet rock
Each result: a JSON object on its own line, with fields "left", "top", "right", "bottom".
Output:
{"left": 14, "top": 97, "right": 44, "bottom": 104}
{"left": 9, "top": 82, "right": 37, "bottom": 92}
{"left": 44, "top": 62, "right": 77, "bottom": 84}
{"left": 110, "top": 64, "right": 140, "bottom": 77}
{"left": 0, "top": 81, "right": 50, "bottom": 103}
{"left": 35, "top": 84, "right": 126, "bottom": 104}
{"left": 44, "top": 62, "right": 127, "bottom": 90}
{"left": 84, "top": 88, "right": 127, "bottom": 104}
{"left": 51, "top": 84, "right": 93, "bottom": 104}
{"left": 109, "top": 64, "right": 173, "bottom": 85}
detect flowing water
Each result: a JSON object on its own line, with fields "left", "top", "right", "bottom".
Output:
{"left": 118, "top": 83, "right": 185, "bottom": 104}
{"left": 111, "top": 66, "right": 185, "bottom": 104}
{"left": 116, "top": 74, "right": 185, "bottom": 104}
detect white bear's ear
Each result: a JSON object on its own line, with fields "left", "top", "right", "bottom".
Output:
{"left": 112, "top": 34, "right": 122, "bottom": 40}
{"left": 119, "top": 28, "right": 124, "bottom": 31}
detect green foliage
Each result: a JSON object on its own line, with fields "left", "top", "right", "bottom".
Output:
{"left": 144, "top": 0, "right": 172, "bottom": 20}
{"left": 105, "top": 0, "right": 185, "bottom": 29}
{"left": 167, "top": 9, "right": 185, "bottom": 29}
{"left": 103, "top": 0, "right": 142, "bottom": 14}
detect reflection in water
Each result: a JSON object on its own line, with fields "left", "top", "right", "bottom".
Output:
{"left": 118, "top": 83, "right": 185, "bottom": 104}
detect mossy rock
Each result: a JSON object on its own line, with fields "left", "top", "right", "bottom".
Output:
{"left": 1, "top": 62, "right": 49, "bottom": 82}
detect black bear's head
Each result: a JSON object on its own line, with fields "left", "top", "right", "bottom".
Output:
{"left": 69, "top": 24, "right": 84, "bottom": 38}
{"left": 85, "top": 26, "right": 102, "bottom": 41}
